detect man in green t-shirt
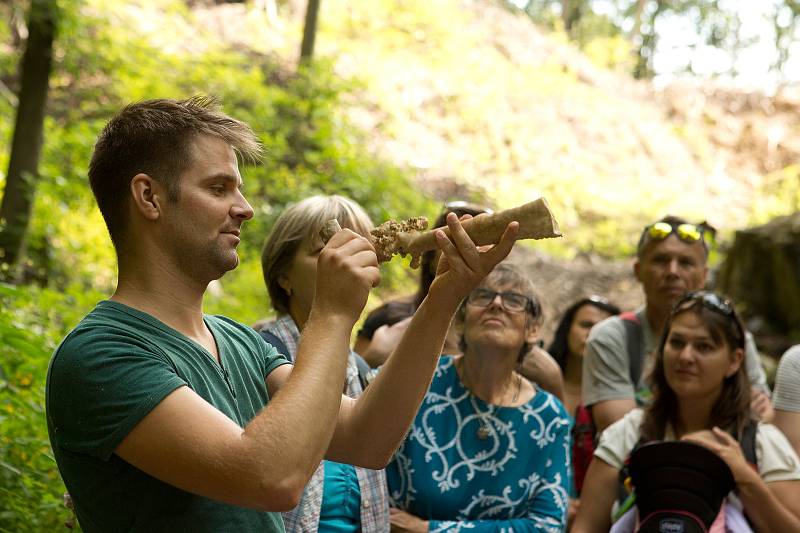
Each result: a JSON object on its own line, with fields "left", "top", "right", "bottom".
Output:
{"left": 46, "top": 97, "right": 519, "bottom": 532}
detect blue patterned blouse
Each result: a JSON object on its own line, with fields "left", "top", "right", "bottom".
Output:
{"left": 387, "top": 356, "right": 571, "bottom": 533}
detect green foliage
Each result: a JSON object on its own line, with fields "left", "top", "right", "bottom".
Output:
{"left": 582, "top": 34, "right": 635, "bottom": 72}
{"left": 0, "top": 1, "right": 431, "bottom": 527}
{"left": 749, "top": 165, "right": 800, "bottom": 225}
{"left": 0, "top": 282, "right": 102, "bottom": 532}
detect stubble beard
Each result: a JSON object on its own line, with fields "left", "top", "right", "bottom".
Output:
{"left": 175, "top": 236, "right": 239, "bottom": 284}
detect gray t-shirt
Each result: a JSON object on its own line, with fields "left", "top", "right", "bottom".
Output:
{"left": 774, "top": 345, "right": 800, "bottom": 412}
{"left": 582, "top": 306, "right": 769, "bottom": 408}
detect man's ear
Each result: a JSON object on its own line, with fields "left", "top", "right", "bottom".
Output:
{"left": 130, "top": 174, "right": 162, "bottom": 221}
{"left": 633, "top": 259, "right": 642, "bottom": 282}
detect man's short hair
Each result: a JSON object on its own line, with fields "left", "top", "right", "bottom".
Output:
{"left": 636, "top": 215, "right": 709, "bottom": 260}
{"left": 88, "top": 96, "right": 262, "bottom": 250}
{"left": 261, "top": 195, "right": 373, "bottom": 315}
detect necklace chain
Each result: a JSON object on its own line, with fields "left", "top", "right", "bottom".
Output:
{"left": 457, "top": 358, "right": 521, "bottom": 440}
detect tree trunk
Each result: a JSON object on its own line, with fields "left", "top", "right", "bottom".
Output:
{"left": 0, "top": 0, "right": 57, "bottom": 279}
{"left": 630, "top": 0, "right": 648, "bottom": 44}
{"left": 299, "top": 0, "right": 320, "bottom": 63}
{"left": 717, "top": 212, "right": 800, "bottom": 353}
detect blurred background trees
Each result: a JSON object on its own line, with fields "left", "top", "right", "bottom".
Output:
{"left": 508, "top": 0, "right": 800, "bottom": 83}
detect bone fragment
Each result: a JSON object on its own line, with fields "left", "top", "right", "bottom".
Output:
{"left": 321, "top": 198, "right": 561, "bottom": 267}
{"left": 370, "top": 217, "right": 428, "bottom": 262}
{"left": 320, "top": 219, "right": 342, "bottom": 243}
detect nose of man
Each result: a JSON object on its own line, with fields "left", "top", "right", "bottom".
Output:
{"left": 232, "top": 192, "right": 254, "bottom": 221}
{"left": 666, "top": 258, "right": 681, "bottom": 275}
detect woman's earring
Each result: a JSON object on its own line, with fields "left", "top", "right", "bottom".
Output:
{"left": 286, "top": 287, "right": 292, "bottom": 296}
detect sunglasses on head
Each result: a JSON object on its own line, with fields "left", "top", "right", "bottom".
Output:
{"left": 644, "top": 221, "right": 705, "bottom": 244}
{"left": 674, "top": 291, "right": 745, "bottom": 347}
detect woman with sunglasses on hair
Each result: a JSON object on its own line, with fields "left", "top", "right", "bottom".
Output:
{"left": 573, "top": 292, "right": 800, "bottom": 533}
{"left": 386, "top": 264, "right": 571, "bottom": 533}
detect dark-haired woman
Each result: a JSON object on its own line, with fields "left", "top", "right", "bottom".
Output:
{"left": 386, "top": 264, "right": 571, "bottom": 532}
{"left": 548, "top": 296, "right": 620, "bottom": 415}
{"left": 572, "top": 292, "right": 800, "bottom": 533}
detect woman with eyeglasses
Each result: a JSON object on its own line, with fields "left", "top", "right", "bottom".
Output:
{"left": 386, "top": 264, "right": 571, "bottom": 532}
{"left": 572, "top": 291, "right": 800, "bottom": 533}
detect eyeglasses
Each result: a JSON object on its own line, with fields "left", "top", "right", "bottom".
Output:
{"left": 644, "top": 222, "right": 705, "bottom": 244}
{"left": 674, "top": 291, "right": 745, "bottom": 347}
{"left": 467, "top": 288, "right": 536, "bottom": 314}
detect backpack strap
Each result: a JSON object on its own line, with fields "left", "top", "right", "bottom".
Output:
{"left": 739, "top": 420, "right": 758, "bottom": 467}
{"left": 259, "top": 330, "right": 292, "bottom": 363}
{"left": 620, "top": 312, "right": 644, "bottom": 388}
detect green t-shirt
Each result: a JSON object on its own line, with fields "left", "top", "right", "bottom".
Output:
{"left": 46, "top": 300, "right": 290, "bottom": 532}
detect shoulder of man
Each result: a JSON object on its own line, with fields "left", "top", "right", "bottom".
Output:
{"left": 586, "top": 314, "right": 629, "bottom": 352}
{"left": 208, "top": 314, "right": 264, "bottom": 342}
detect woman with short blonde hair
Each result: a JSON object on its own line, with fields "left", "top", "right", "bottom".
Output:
{"left": 259, "top": 195, "right": 388, "bottom": 533}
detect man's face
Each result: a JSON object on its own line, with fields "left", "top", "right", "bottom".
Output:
{"left": 634, "top": 235, "right": 708, "bottom": 311}
{"left": 160, "top": 135, "right": 254, "bottom": 281}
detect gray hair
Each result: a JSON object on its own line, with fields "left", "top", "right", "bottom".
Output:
{"left": 456, "top": 263, "right": 543, "bottom": 360}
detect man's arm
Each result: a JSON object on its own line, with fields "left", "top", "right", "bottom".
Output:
{"left": 591, "top": 399, "right": 636, "bottom": 432}
{"left": 581, "top": 319, "right": 638, "bottom": 432}
{"left": 116, "top": 229, "right": 379, "bottom": 511}
{"left": 744, "top": 332, "right": 771, "bottom": 394}
{"left": 324, "top": 214, "right": 519, "bottom": 467}
{"left": 773, "top": 347, "right": 800, "bottom": 455}
{"left": 519, "top": 346, "right": 565, "bottom": 403}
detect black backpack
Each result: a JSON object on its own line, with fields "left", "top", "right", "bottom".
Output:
{"left": 618, "top": 423, "right": 758, "bottom": 533}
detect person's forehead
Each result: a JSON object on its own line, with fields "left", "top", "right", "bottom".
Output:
{"left": 642, "top": 234, "right": 706, "bottom": 261}
{"left": 670, "top": 311, "right": 713, "bottom": 338}
{"left": 479, "top": 276, "right": 517, "bottom": 290}
{"left": 186, "top": 135, "right": 240, "bottom": 174}
{"left": 576, "top": 303, "right": 610, "bottom": 319}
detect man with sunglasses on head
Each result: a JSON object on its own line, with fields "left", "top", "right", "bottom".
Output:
{"left": 582, "top": 215, "right": 770, "bottom": 433}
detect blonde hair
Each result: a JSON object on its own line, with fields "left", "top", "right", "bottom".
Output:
{"left": 261, "top": 195, "right": 373, "bottom": 314}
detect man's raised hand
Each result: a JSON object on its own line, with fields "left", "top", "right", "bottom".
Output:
{"left": 429, "top": 212, "right": 519, "bottom": 306}
{"left": 314, "top": 229, "right": 380, "bottom": 324}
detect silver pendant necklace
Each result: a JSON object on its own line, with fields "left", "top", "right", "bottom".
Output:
{"left": 476, "top": 421, "right": 492, "bottom": 440}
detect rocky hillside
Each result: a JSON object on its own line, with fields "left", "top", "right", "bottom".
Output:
{"left": 190, "top": 0, "right": 799, "bottom": 258}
